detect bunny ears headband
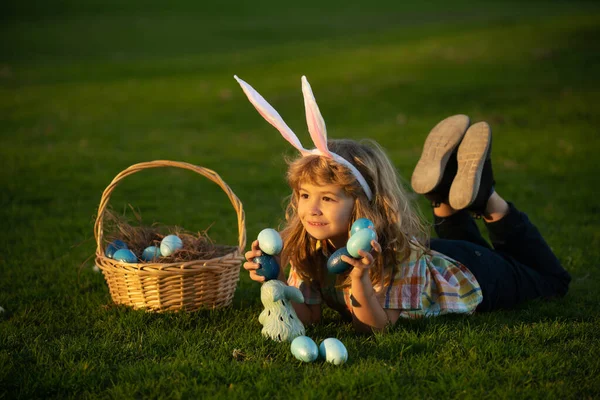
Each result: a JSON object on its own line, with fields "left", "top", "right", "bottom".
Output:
{"left": 234, "top": 75, "right": 373, "bottom": 201}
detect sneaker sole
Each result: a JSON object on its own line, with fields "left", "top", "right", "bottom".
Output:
{"left": 411, "top": 114, "right": 470, "bottom": 194}
{"left": 448, "top": 121, "right": 492, "bottom": 210}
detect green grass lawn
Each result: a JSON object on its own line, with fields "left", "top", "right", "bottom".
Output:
{"left": 2, "top": 0, "right": 600, "bottom": 398}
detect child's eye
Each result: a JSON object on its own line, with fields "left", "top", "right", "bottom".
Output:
{"left": 300, "top": 193, "right": 309, "bottom": 199}
{"left": 322, "top": 196, "right": 334, "bottom": 202}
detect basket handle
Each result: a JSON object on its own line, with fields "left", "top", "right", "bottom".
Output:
{"left": 94, "top": 160, "right": 246, "bottom": 256}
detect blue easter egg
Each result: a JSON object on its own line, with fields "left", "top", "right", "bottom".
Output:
{"left": 346, "top": 228, "right": 376, "bottom": 258}
{"left": 105, "top": 239, "right": 128, "bottom": 258}
{"left": 257, "top": 228, "right": 283, "bottom": 255}
{"left": 327, "top": 247, "right": 353, "bottom": 274}
{"left": 350, "top": 218, "right": 374, "bottom": 236}
{"left": 112, "top": 248, "right": 138, "bottom": 263}
{"left": 160, "top": 235, "right": 183, "bottom": 256}
{"left": 290, "top": 336, "right": 319, "bottom": 363}
{"left": 319, "top": 338, "right": 348, "bottom": 365}
{"left": 253, "top": 254, "right": 280, "bottom": 281}
{"left": 141, "top": 245, "right": 162, "bottom": 262}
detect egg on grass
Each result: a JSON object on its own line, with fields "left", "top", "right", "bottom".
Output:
{"left": 319, "top": 338, "right": 348, "bottom": 365}
{"left": 290, "top": 336, "right": 319, "bottom": 362}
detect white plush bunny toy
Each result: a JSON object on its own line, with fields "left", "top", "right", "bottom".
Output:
{"left": 258, "top": 280, "right": 306, "bottom": 342}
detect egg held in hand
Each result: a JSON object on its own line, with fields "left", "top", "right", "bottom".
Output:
{"left": 254, "top": 254, "right": 280, "bottom": 281}
{"left": 350, "top": 218, "right": 373, "bottom": 236}
{"left": 326, "top": 247, "right": 353, "bottom": 274}
{"left": 346, "top": 228, "right": 377, "bottom": 258}
{"left": 257, "top": 228, "right": 283, "bottom": 255}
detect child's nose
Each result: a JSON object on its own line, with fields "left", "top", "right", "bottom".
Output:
{"left": 309, "top": 200, "right": 322, "bottom": 215}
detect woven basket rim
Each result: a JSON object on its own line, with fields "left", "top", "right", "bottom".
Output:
{"left": 94, "top": 248, "right": 242, "bottom": 271}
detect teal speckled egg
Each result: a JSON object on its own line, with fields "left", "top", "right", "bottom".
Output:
{"left": 350, "top": 218, "right": 373, "bottom": 236}
{"left": 254, "top": 255, "right": 280, "bottom": 281}
{"left": 346, "top": 228, "right": 376, "bottom": 258}
{"left": 327, "top": 247, "right": 353, "bottom": 274}
{"left": 113, "top": 248, "right": 137, "bottom": 263}
{"left": 290, "top": 336, "right": 319, "bottom": 362}
{"left": 105, "top": 239, "right": 128, "bottom": 258}
{"left": 141, "top": 245, "right": 161, "bottom": 262}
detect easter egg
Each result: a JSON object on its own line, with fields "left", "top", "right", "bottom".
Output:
{"left": 105, "top": 239, "right": 128, "bottom": 258}
{"left": 141, "top": 245, "right": 162, "bottom": 262}
{"left": 350, "top": 218, "right": 374, "bottom": 236}
{"left": 112, "top": 248, "right": 137, "bottom": 263}
{"left": 160, "top": 235, "right": 183, "bottom": 256}
{"left": 257, "top": 228, "right": 283, "bottom": 255}
{"left": 346, "top": 228, "right": 376, "bottom": 258}
{"left": 327, "top": 247, "right": 353, "bottom": 274}
{"left": 290, "top": 336, "right": 319, "bottom": 363}
{"left": 253, "top": 255, "right": 280, "bottom": 281}
{"left": 319, "top": 338, "right": 348, "bottom": 365}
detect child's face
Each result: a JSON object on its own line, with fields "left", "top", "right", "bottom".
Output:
{"left": 297, "top": 182, "right": 354, "bottom": 249}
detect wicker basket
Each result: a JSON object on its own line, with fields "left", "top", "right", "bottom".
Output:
{"left": 94, "top": 160, "right": 246, "bottom": 312}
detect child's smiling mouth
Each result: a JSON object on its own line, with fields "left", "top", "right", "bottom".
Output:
{"left": 307, "top": 221, "right": 328, "bottom": 227}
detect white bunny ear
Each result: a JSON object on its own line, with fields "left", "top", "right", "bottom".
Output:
{"left": 301, "top": 76, "right": 331, "bottom": 157}
{"left": 234, "top": 75, "right": 309, "bottom": 155}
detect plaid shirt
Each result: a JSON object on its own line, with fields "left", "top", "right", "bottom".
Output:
{"left": 287, "top": 242, "right": 483, "bottom": 319}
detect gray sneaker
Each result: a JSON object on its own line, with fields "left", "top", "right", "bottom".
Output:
{"left": 448, "top": 121, "right": 494, "bottom": 213}
{"left": 411, "top": 114, "right": 470, "bottom": 206}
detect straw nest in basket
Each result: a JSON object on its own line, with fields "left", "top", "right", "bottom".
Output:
{"left": 102, "top": 209, "right": 237, "bottom": 263}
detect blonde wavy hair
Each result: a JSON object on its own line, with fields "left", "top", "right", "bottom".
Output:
{"left": 280, "top": 138, "right": 430, "bottom": 290}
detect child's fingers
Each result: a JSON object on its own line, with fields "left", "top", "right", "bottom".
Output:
{"left": 356, "top": 249, "right": 374, "bottom": 265}
{"left": 244, "top": 242, "right": 262, "bottom": 263}
{"left": 244, "top": 259, "right": 266, "bottom": 282}
{"left": 371, "top": 240, "right": 381, "bottom": 254}
{"left": 249, "top": 270, "right": 266, "bottom": 283}
{"left": 243, "top": 260, "right": 260, "bottom": 271}
{"left": 341, "top": 252, "right": 372, "bottom": 268}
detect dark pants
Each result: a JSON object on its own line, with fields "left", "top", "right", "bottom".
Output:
{"left": 429, "top": 203, "right": 571, "bottom": 311}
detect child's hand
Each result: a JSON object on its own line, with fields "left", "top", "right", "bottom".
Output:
{"left": 341, "top": 239, "right": 382, "bottom": 280}
{"left": 244, "top": 239, "right": 283, "bottom": 282}
{"left": 243, "top": 240, "right": 266, "bottom": 282}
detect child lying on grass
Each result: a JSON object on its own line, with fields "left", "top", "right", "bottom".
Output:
{"left": 237, "top": 76, "right": 570, "bottom": 333}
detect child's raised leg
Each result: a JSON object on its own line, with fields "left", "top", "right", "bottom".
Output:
{"left": 415, "top": 117, "right": 570, "bottom": 309}
{"left": 412, "top": 115, "right": 491, "bottom": 248}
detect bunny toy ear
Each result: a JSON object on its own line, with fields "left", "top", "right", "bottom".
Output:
{"left": 301, "top": 76, "right": 332, "bottom": 158}
{"left": 234, "top": 75, "right": 310, "bottom": 156}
